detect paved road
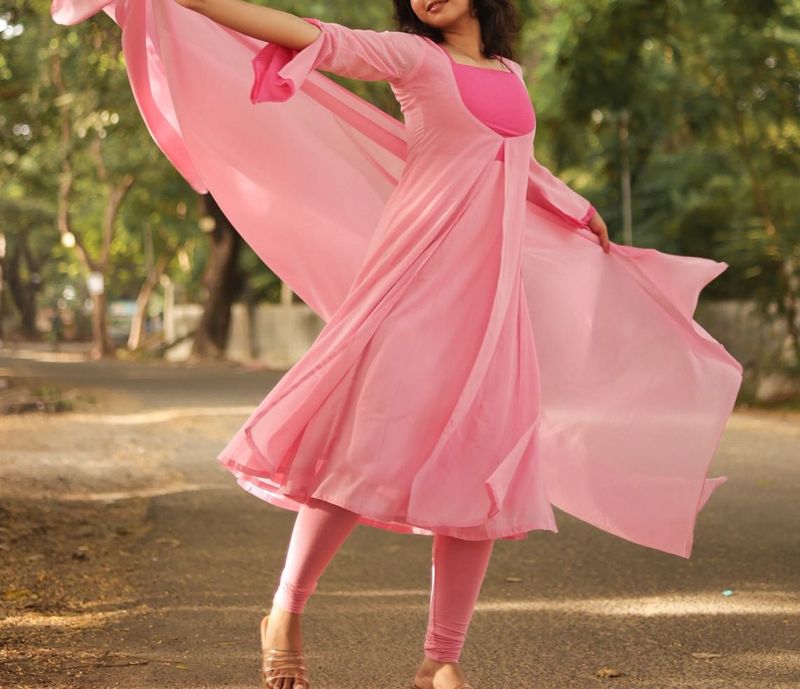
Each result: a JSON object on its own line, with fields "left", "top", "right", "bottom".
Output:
{"left": 1, "top": 352, "right": 798, "bottom": 688}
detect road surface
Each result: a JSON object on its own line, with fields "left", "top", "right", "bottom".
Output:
{"left": 1, "top": 351, "right": 798, "bottom": 688}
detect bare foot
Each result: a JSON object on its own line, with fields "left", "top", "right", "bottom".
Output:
{"left": 261, "top": 603, "right": 305, "bottom": 689}
{"left": 413, "top": 655, "right": 473, "bottom": 689}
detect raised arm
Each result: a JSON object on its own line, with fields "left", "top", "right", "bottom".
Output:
{"left": 176, "top": 0, "right": 320, "bottom": 48}
{"left": 177, "top": 0, "right": 424, "bottom": 88}
{"left": 527, "top": 154, "right": 611, "bottom": 252}
{"left": 526, "top": 154, "right": 596, "bottom": 228}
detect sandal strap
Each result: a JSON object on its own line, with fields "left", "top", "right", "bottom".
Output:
{"left": 263, "top": 669, "right": 309, "bottom": 679}
{"left": 263, "top": 675, "right": 309, "bottom": 689}
{"left": 262, "top": 648, "right": 309, "bottom": 687}
{"left": 263, "top": 674, "right": 309, "bottom": 688}
{"left": 259, "top": 615, "right": 310, "bottom": 688}
{"left": 262, "top": 651, "right": 307, "bottom": 669}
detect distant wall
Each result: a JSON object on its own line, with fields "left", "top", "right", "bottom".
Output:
{"left": 226, "top": 302, "right": 325, "bottom": 369}
{"left": 166, "top": 302, "right": 324, "bottom": 369}
{"left": 695, "top": 298, "right": 799, "bottom": 401}
{"left": 166, "top": 298, "right": 798, "bottom": 401}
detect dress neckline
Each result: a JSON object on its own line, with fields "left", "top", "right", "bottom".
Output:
{"left": 431, "top": 40, "right": 513, "bottom": 75}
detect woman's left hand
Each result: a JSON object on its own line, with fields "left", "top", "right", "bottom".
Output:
{"left": 587, "top": 211, "right": 610, "bottom": 253}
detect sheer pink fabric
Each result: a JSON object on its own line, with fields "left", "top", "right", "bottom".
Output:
{"left": 52, "top": 0, "right": 743, "bottom": 558}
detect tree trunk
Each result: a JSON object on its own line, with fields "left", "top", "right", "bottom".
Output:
{"left": 192, "top": 194, "right": 244, "bottom": 358}
{"left": 4, "top": 245, "right": 40, "bottom": 340}
{"left": 618, "top": 108, "right": 633, "bottom": 246}
{"left": 91, "top": 291, "right": 113, "bottom": 359}
{"left": 128, "top": 253, "right": 169, "bottom": 351}
{"left": 52, "top": 52, "right": 133, "bottom": 361}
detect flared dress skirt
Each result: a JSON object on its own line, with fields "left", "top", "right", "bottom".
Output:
{"left": 219, "top": 157, "right": 555, "bottom": 540}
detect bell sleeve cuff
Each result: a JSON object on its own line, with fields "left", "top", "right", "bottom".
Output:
{"left": 250, "top": 17, "right": 326, "bottom": 104}
{"left": 250, "top": 17, "right": 425, "bottom": 104}
{"left": 579, "top": 204, "right": 597, "bottom": 226}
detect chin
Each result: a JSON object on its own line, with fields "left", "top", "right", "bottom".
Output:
{"left": 420, "top": 17, "right": 448, "bottom": 29}
{"left": 421, "top": 13, "right": 460, "bottom": 29}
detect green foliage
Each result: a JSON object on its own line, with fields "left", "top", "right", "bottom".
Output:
{"left": 525, "top": 0, "right": 799, "bottom": 309}
{"left": 2, "top": 0, "right": 798, "bottom": 363}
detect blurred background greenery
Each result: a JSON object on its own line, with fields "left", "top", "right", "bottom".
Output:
{"left": 0, "top": 0, "right": 798, "bottom": 403}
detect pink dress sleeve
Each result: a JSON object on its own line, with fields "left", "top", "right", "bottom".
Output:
{"left": 250, "top": 17, "right": 425, "bottom": 104}
{"left": 526, "top": 155, "right": 597, "bottom": 228}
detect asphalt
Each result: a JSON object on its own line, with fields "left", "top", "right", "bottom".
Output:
{"left": 0, "top": 350, "right": 798, "bottom": 688}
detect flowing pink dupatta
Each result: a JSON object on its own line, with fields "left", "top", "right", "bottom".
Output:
{"left": 51, "top": 0, "right": 743, "bottom": 557}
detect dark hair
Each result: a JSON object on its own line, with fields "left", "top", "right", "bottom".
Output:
{"left": 391, "top": 0, "right": 521, "bottom": 60}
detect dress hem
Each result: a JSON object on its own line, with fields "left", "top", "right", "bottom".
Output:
{"left": 217, "top": 454, "right": 559, "bottom": 542}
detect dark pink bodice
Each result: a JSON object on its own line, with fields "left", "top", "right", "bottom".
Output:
{"left": 434, "top": 43, "right": 535, "bottom": 138}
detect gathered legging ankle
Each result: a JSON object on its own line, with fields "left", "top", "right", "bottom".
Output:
{"left": 271, "top": 497, "right": 494, "bottom": 663}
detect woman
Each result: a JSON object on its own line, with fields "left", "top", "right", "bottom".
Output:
{"left": 174, "top": 2, "right": 608, "bottom": 687}
{"left": 51, "top": 0, "right": 744, "bottom": 687}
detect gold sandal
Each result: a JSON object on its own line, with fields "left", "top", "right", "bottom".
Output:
{"left": 260, "top": 614, "right": 310, "bottom": 689}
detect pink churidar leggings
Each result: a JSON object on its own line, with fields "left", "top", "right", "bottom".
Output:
{"left": 272, "top": 497, "right": 495, "bottom": 663}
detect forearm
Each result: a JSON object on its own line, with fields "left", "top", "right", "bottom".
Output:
{"left": 526, "top": 154, "right": 594, "bottom": 228}
{"left": 183, "top": 0, "right": 319, "bottom": 48}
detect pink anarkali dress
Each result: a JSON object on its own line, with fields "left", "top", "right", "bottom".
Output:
{"left": 51, "top": 0, "right": 744, "bottom": 558}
